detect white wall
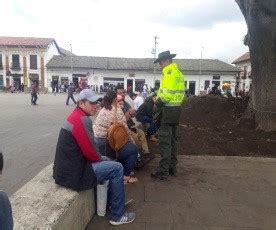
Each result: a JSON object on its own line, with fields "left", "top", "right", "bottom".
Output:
{"left": 234, "top": 60, "right": 252, "bottom": 92}
{"left": 0, "top": 44, "right": 60, "bottom": 88}
{"left": 45, "top": 42, "right": 60, "bottom": 64}
{"left": 47, "top": 67, "right": 237, "bottom": 95}
{"left": 46, "top": 68, "right": 160, "bottom": 92}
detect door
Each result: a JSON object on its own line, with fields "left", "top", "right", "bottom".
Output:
{"left": 212, "top": 80, "right": 220, "bottom": 88}
{"left": 135, "top": 79, "right": 145, "bottom": 93}
{"left": 73, "top": 77, "right": 79, "bottom": 89}
{"left": 6, "top": 77, "right": 10, "bottom": 87}
{"left": 13, "top": 75, "right": 21, "bottom": 90}
{"left": 189, "top": 81, "right": 196, "bottom": 95}
{"left": 127, "top": 79, "right": 133, "bottom": 93}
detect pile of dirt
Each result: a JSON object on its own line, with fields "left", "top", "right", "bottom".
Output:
{"left": 149, "top": 95, "right": 276, "bottom": 157}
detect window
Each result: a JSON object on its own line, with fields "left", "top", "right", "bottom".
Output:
{"left": 213, "top": 75, "right": 220, "bottom": 80}
{"left": 155, "top": 80, "right": 160, "bottom": 89}
{"left": 135, "top": 79, "right": 145, "bottom": 92}
{"left": 61, "top": 77, "right": 69, "bottom": 85}
{"left": 29, "top": 73, "right": 39, "bottom": 80}
{"left": 30, "top": 55, "right": 37, "bottom": 69}
{"left": 0, "top": 54, "right": 2, "bottom": 69}
{"left": 12, "top": 54, "right": 20, "bottom": 69}
{"left": 204, "top": 80, "right": 210, "bottom": 90}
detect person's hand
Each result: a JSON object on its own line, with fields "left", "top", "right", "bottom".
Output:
{"left": 130, "top": 137, "right": 135, "bottom": 144}
{"left": 155, "top": 98, "right": 164, "bottom": 107}
{"left": 128, "top": 108, "right": 136, "bottom": 117}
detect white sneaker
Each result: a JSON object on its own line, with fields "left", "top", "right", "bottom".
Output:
{"left": 109, "top": 212, "right": 136, "bottom": 226}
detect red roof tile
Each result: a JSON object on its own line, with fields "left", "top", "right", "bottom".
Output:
{"left": 0, "top": 36, "right": 55, "bottom": 48}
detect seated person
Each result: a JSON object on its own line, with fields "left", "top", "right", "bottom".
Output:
{"left": 129, "top": 92, "right": 144, "bottom": 110}
{"left": 93, "top": 90, "right": 138, "bottom": 184}
{"left": 0, "top": 152, "right": 13, "bottom": 230}
{"left": 117, "top": 96, "right": 154, "bottom": 161}
{"left": 136, "top": 95, "right": 159, "bottom": 142}
{"left": 53, "top": 89, "right": 135, "bottom": 225}
{"left": 116, "top": 85, "right": 132, "bottom": 114}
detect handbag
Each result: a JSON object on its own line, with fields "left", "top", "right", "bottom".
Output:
{"left": 107, "top": 106, "right": 130, "bottom": 152}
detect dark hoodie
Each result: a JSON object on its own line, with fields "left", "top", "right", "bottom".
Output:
{"left": 136, "top": 96, "right": 155, "bottom": 120}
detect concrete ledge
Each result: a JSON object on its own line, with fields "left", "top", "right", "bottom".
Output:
{"left": 10, "top": 164, "right": 95, "bottom": 230}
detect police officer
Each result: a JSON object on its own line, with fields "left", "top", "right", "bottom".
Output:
{"left": 151, "top": 51, "right": 185, "bottom": 180}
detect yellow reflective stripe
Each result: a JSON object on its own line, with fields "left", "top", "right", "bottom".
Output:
{"left": 165, "top": 103, "right": 182, "bottom": 106}
{"left": 160, "top": 96, "right": 169, "bottom": 103}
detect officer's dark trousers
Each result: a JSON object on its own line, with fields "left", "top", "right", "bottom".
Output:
{"left": 158, "top": 123, "right": 178, "bottom": 175}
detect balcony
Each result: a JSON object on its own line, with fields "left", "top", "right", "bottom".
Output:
{"left": 10, "top": 62, "right": 21, "bottom": 71}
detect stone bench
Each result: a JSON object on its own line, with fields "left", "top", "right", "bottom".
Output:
{"left": 10, "top": 164, "right": 95, "bottom": 230}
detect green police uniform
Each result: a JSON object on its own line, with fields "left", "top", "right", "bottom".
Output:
{"left": 156, "top": 62, "right": 185, "bottom": 176}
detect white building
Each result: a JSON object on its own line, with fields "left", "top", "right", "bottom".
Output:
{"left": 232, "top": 51, "right": 252, "bottom": 92}
{"left": 0, "top": 36, "right": 63, "bottom": 90}
{"left": 46, "top": 56, "right": 240, "bottom": 95}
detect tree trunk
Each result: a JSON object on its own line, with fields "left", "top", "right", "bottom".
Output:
{"left": 236, "top": 0, "right": 276, "bottom": 131}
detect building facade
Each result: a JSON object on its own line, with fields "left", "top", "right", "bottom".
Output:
{"left": 0, "top": 37, "right": 61, "bottom": 90}
{"left": 232, "top": 51, "right": 252, "bottom": 92}
{"left": 46, "top": 56, "right": 240, "bottom": 95}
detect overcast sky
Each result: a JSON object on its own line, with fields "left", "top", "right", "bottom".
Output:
{"left": 1, "top": 0, "right": 248, "bottom": 63}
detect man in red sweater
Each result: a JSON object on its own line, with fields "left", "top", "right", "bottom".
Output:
{"left": 53, "top": 89, "right": 135, "bottom": 225}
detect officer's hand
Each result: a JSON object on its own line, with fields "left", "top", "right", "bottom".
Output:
{"left": 155, "top": 98, "right": 164, "bottom": 107}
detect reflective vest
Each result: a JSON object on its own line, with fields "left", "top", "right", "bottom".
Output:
{"left": 157, "top": 63, "right": 185, "bottom": 106}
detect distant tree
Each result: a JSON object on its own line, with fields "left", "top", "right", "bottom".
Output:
{"left": 236, "top": 0, "right": 276, "bottom": 131}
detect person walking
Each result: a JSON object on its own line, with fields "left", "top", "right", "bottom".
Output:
{"left": 31, "top": 81, "right": 38, "bottom": 105}
{"left": 66, "top": 83, "right": 77, "bottom": 105}
{"left": 21, "top": 83, "right": 24, "bottom": 92}
{"left": 151, "top": 51, "right": 185, "bottom": 180}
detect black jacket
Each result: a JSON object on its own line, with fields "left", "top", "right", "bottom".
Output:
{"left": 53, "top": 108, "right": 98, "bottom": 191}
{"left": 136, "top": 97, "right": 154, "bottom": 121}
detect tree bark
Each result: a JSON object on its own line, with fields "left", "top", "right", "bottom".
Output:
{"left": 236, "top": 0, "right": 276, "bottom": 131}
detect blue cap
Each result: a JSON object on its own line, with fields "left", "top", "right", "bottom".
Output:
{"left": 78, "top": 89, "right": 101, "bottom": 102}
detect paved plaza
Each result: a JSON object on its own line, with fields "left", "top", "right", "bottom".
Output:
{"left": 88, "top": 155, "right": 276, "bottom": 230}
{"left": 0, "top": 92, "right": 276, "bottom": 229}
{"left": 0, "top": 92, "right": 74, "bottom": 195}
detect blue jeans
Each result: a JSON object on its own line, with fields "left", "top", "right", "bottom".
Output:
{"left": 137, "top": 116, "right": 157, "bottom": 135}
{"left": 91, "top": 161, "right": 125, "bottom": 220}
{"left": 0, "top": 191, "right": 13, "bottom": 230}
{"left": 94, "top": 138, "right": 138, "bottom": 176}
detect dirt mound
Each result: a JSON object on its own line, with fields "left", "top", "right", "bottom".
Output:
{"left": 180, "top": 95, "right": 249, "bottom": 128}
{"left": 149, "top": 95, "right": 276, "bottom": 157}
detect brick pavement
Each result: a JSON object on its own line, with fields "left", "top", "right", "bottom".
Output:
{"left": 87, "top": 156, "right": 276, "bottom": 230}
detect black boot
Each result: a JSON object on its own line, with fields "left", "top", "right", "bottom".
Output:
{"left": 151, "top": 171, "right": 168, "bottom": 180}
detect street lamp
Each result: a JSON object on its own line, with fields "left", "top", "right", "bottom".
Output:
{"left": 70, "top": 44, "right": 73, "bottom": 83}
{"left": 153, "top": 36, "right": 159, "bottom": 87}
{"left": 198, "top": 46, "right": 204, "bottom": 95}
